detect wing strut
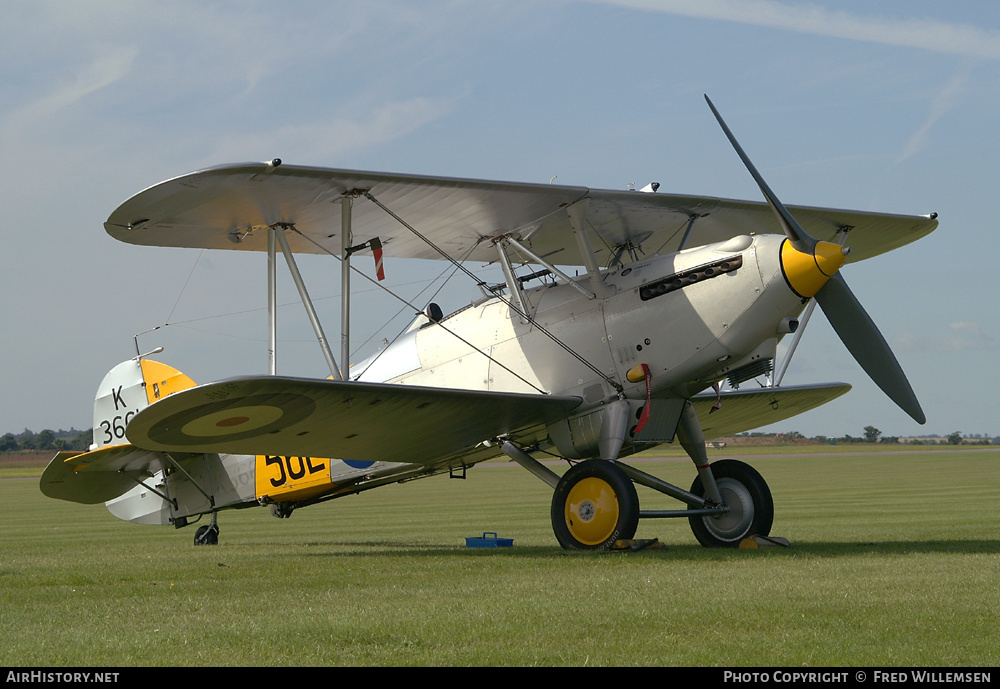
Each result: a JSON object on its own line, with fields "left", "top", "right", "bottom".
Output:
{"left": 567, "top": 200, "right": 612, "bottom": 298}
{"left": 287, "top": 224, "right": 554, "bottom": 395}
{"left": 495, "top": 240, "right": 530, "bottom": 317}
{"left": 268, "top": 227, "right": 277, "bottom": 375}
{"left": 340, "top": 196, "right": 352, "bottom": 381}
{"left": 273, "top": 223, "right": 343, "bottom": 380}
{"left": 504, "top": 235, "right": 596, "bottom": 300}
{"left": 677, "top": 214, "right": 700, "bottom": 251}
{"left": 771, "top": 299, "right": 815, "bottom": 387}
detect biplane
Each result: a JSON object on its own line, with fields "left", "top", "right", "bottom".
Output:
{"left": 41, "top": 97, "right": 936, "bottom": 549}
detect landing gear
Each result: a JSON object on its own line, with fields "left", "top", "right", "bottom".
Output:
{"left": 194, "top": 524, "right": 219, "bottom": 545}
{"left": 539, "top": 401, "right": 775, "bottom": 550}
{"left": 687, "top": 459, "right": 773, "bottom": 547}
{"left": 194, "top": 513, "right": 220, "bottom": 545}
{"left": 270, "top": 502, "right": 294, "bottom": 519}
{"left": 551, "top": 461, "right": 639, "bottom": 550}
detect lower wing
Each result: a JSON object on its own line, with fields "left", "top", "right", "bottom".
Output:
{"left": 690, "top": 382, "right": 852, "bottom": 439}
{"left": 124, "top": 376, "right": 582, "bottom": 465}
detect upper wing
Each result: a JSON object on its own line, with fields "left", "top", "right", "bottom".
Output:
{"left": 125, "top": 375, "right": 582, "bottom": 465}
{"left": 105, "top": 163, "right": 937, "bottom": 266}
{"left": 689, "top": 382, "right": 852, "bottom": 440}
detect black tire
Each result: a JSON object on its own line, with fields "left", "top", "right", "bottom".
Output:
{"left": 194, "top": 524, "right": 219, "bottom": 545}
{"left": 551, "top": 460, "right": 639, "bottom": 550}
{"left": 688, "top": 459, "right": 773, "bottom": 547}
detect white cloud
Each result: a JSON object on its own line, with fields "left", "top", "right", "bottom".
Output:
{"left": 207, "top": 94, "right": 462, "bottom": 163}
{"left": 1, "top": 46, "right": 137, "bottom": 138}
{"left": 893, "top": 68, "right": 972, "bottom": 166}
{"left": 597, "top": 0, "right": 1000, "bottom": 60}
{"left": 897, "top": 321, "right": 998, "bottom": 352}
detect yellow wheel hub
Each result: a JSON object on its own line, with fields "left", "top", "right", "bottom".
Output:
{"left": 564, "top": 477, "right": 621, "bottom": 546}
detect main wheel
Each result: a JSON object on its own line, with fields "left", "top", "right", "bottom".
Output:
{"left": 688, "top": 459, "right": 773, "bottom": 547}
{"left": 551, "top": 460, "right": 639, "bottom": 550}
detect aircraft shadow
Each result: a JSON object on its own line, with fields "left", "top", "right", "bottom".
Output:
{"left": 262, "top": 538, "right": 1000, "bottom": 560}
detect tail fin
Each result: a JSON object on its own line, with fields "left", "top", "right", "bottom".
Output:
{"left": 91, "top": 358, "right": 196, "bottom": 449}
{"left": 42, "top": 357, "right": 197, "bottom": 517}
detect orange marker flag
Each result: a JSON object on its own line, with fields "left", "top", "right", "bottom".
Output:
{"left": 370, "top": 237, "right": 385, "bottom": 281}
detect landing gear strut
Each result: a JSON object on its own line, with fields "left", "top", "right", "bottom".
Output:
{"left": 675, "top": 401, "right": 773, "bottom": 546}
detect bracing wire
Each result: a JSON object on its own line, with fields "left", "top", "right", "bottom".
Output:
{"left": 289, "top": 227, "right": 550, "bottom": 395}
{"left": 349, "top": 244, "right": 474, "bottom": 380}
{"left": 164, "top": 249, "right": 205, "bottom": 325}
{"left": 362, "top": 192, "right": 624, "bottom": 395}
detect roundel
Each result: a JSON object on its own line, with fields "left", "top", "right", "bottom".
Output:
{"left": 142, "top": 393, "right": 316, "bottom": 447}
{"left": 180, "top": 405, "right": 285, "bottom": 438}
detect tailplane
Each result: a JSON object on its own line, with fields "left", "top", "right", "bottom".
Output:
{"left": 41, "top": 357, "right": 197, "bottom": 521}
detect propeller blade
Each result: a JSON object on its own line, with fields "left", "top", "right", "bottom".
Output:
{"left": 706, "top": 95, "right": 924, "bottom": 423}
{"left": 704, "top": 95, "right": 817, "bottom": 254}
{"left": 814, "top": 273, "right": 925, "bottom": 424}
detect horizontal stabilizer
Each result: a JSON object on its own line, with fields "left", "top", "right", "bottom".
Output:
{"left": 690, "top": 383, "right": 851, "bottom": 439}
{"left": 126, "top": 376, "right": 582, "bottom": 466}
{"left": 40, "top": 445, "right": 180, "bottom": 504}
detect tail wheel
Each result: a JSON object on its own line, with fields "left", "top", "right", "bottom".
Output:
{"left": 551, "top": 460, "right": 639, "bottom": 550}
{"left": 688, "top": 459, "right": 773, "bottom": 547}
{"left": 194, "top": 524, "right": 219, "bottom": 545}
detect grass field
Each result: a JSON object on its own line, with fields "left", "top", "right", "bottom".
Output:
{"left": 1, "top": 446, "right": 997, "bottom": 667}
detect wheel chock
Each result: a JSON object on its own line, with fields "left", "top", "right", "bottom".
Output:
{"left": 612, "top": 538, "right": 667, "bottom": 552}
{"left": 739, "top": 535, "right": 790, "bottom": 549}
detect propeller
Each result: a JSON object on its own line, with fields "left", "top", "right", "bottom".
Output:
{"left": 705, "top": 95, "right": 925, "bottom": 424}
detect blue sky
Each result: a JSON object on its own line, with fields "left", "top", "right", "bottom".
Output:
{"left": 1, "top": 0, "right": 997, "bottom": 440}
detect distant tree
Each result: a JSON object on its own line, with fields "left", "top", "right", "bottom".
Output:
{"left": 0, "top": 433, "right": 18, "bottom": 452}
{"left": 863, "top": 426, "right": 882, "bottom": 443}
{"left": 17, "top": 431, "right": 37, "bottom": 450}
{"left": 0, "top": 428, "right": 93, "bottom": 452}
{"left": 69, "top": 429, "right": 92, "bottom": 451}
{"left": 35, "top": 429, "right": 56, "bottom": 450}
{"left": 947, "top": 431, "right": 963, "bottom": 445}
